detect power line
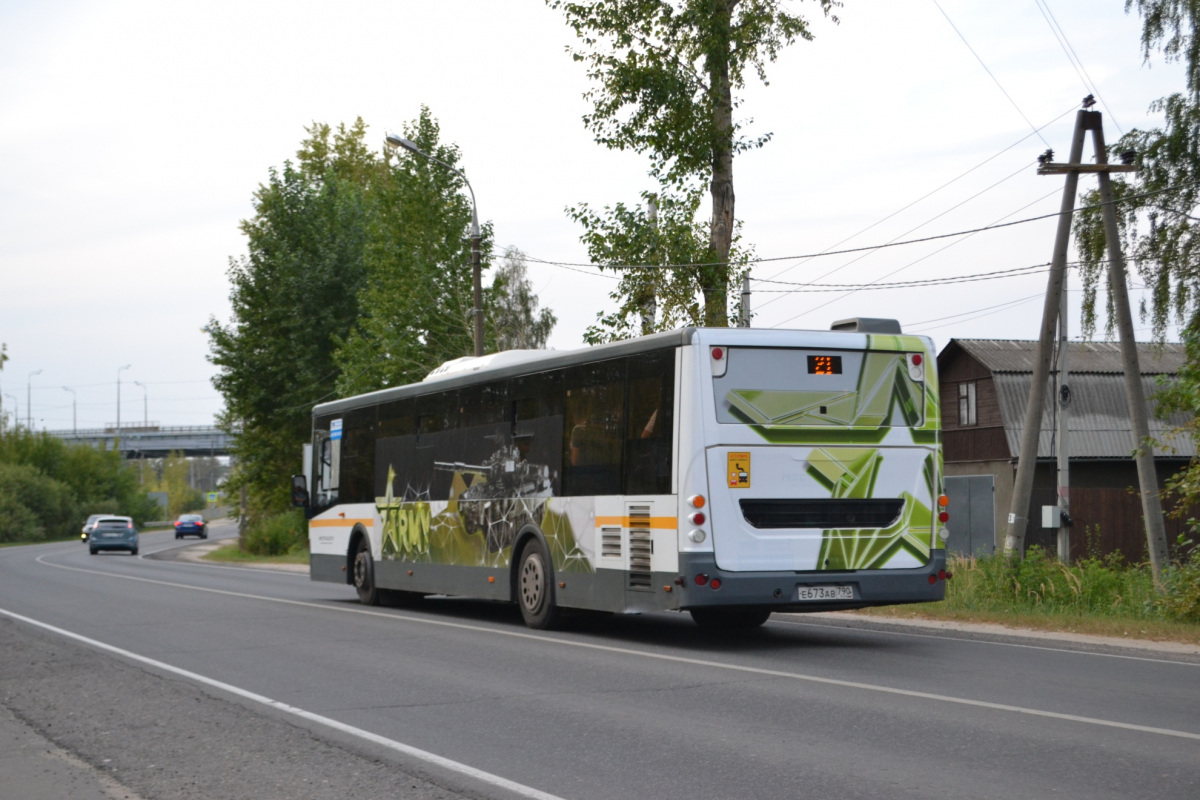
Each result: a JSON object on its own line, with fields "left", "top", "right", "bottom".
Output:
{"left": 751, "top": 261, "right": 1059, "bottom": 291}
{"left": 518, "top": 179, "right": 1200, "bottom": 273}
{"left": 768, "top": 185, "right": 1063, "bottom": 327}
{"left": 931, "top": 0, "right": 1053, "bottom": 148}
{"left": 756, "top": 105, "right": 1079, "bottom": 289}
{"left": 1032, "top": 0, "right": 1125, "bottom": 135}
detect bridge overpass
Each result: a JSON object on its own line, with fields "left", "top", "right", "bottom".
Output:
{"left": 46, "top": 425, "right": 239, "bottom": 458}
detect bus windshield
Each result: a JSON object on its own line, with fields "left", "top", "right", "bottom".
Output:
{"left": 713, "top": 347, "right": 924, "bottom": 428}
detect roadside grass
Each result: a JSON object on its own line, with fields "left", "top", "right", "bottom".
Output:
{"left": 201, "top": 540, "right": 308, "bottom": 566}
{"left": 861, "top": 545, "right": 1200, "bottom": 645}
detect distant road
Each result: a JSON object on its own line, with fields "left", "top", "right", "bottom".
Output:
{"left": 1, "top": 526, "right": 1198, "bottom": 800}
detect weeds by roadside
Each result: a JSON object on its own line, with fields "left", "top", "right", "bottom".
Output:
{"left": 866, "top": 542, "right": 1200, "bottom": 644}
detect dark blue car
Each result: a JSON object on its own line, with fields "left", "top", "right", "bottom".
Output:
{"left": 174, "top": 514, "right": 207, "bottom": 539}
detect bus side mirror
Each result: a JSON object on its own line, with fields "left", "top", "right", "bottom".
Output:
{"left": 291, "top": 475, "right": 309, "bottom": 507}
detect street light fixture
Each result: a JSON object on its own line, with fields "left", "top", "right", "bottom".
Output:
{"left": 385, "top": 134, "right": 484, "bottom": 357}
{"left": 133, "top": 380, "right": 148, "bottom": 427}
{"left": 116, "top": 364, "right": 131, "bottom": 444}
{"left": 27, "top": 369, "right": 42, "bottom": 430}
{"left": 63, "top": 386, "right": 77, "bottom": 437}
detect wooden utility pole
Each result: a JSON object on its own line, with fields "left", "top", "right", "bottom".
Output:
{"left": 1002, "top": 107, "right": 1089, "bottom": 555}
{"left": 1007, "top": 105, "right": 1166, "bottom": 582}
{"left": 1090, "top": 119, "right": 1170, "bottom": 584}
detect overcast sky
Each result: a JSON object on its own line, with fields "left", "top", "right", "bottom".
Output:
{"left": 0, "top": 0, "right": 1186, "bottom": 431}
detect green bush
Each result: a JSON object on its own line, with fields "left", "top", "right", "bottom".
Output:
{"left": 0, "top": 428, "right": 159, "bottom": 541}
{"left": 1156, "top": 538, "right": 1200, "bottom": 623}
{"left": 240, "top": 509, "right": 307, "bottom": 556}
{"left": 0, "top": 462, "right": 81, "bottom": 542}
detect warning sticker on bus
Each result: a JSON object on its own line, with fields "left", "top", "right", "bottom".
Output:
{"left": 727, "top": 452, "right": 751, "bottom": 488}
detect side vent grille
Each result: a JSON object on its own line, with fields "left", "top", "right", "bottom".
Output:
{"left": 627, "top": 505, "right": 652, "bottom": 589}
{"left": 601, "top": 526, "right": 622, "bottom": 559}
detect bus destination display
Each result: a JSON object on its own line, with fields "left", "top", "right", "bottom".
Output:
{"left": 806, "top": 354, "right": 843, "bottom": 375}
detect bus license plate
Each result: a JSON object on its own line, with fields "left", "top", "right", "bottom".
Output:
{"left": 797, "top": 585, "right": 854, "bottom": 601}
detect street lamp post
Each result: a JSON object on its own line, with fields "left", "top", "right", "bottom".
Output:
{"left": 116, "top": 364, "right": 131, "bottom": 444}
{"left": 384, "top": 134, "right": 484, "bottom": 357}
{"left": 133, "top": 380, "right": 148, "bottom": 427}
{"left": 27, "top": 369, "right": 42, "bottom": 430}
{"left": 3, "top": 394, "right": 16, "bottom": 433}
{"left": 63, "top": 387, "right": 77, "bottom": 437}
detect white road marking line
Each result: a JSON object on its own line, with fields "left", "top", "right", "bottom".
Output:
{"left": 0, "top": 607, "right": 568, "bottom": 800}
{"left": 774, "top": 614, "right": 1200, "bottom": 665}
{"left": 26, "top": 555, "right": 1200, "bottom": 742}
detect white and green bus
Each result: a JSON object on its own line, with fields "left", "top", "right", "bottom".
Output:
{"left": 293, "top": 319, "right": 950, "bottom": 630}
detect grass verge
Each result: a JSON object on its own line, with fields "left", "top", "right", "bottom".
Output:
{"left": 201, "top": 541, "right": 308, "bottom": 566}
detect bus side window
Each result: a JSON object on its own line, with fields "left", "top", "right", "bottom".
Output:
{"left": 563, "top": 361, "right": 624, "bottom": 496}
{"left": 625, "top": 349, "right": 674, "bottom": 495}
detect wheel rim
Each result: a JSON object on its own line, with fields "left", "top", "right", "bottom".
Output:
{"left": 520, "top": 552, "right": 545, "bottom": 613}
{"left": 354, "top": 549, "right": 369, "bottom": 589}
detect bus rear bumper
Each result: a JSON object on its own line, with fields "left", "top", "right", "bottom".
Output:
{"left": 676, "top": 550, "right": 948, "bottom": 611}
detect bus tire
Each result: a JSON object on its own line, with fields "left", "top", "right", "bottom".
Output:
{"left": 517, "top": 538, "right": 561, "bottom": 630}
{"left": 689, "top": 607, "right": 772, "bottom": 631}
{"left": 352, "top": 537, "right": 380, "bottom": 606}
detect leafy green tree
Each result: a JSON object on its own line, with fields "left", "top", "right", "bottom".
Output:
{"left": 334, "top": 108, "right": 495, "bottom": 395}
{"left": 568, "top": 185, "right": 751, "bottom": 342}
{"left": 142, "top": 451, "right": 206, "bottom": 518}
{"left": 549, "top": 0, "right": 838, "bottom": 326}
{"left": 1074, "top": 1, "right": 1200, "bottom": 532}
{"left": 208, "top": 120, "right": 376, "bottom": 518}
{"left": 489, "top": 248, "right": 558, "bottom": 350}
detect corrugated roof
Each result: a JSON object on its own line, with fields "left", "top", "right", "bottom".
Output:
{"left": 993, "top": 373, "right": 1195, "bottom": 459}
{"left": 948, "top": 339, "right": 1185, "bottom": 375}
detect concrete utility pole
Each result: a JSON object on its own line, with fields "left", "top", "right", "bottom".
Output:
{"left": 739, "top": 274, "right": 751, "bottom": 327}
{"left": 1055, "top": 270, "right": 1072, "bottom": 563}
{"left": 641, "top": 195, "right": 659, "bottom": 335}
{"left": 1002, "top": 107, "right": 1089, "bottom": 556}
{"left": 1091, "top": 119, "right": 1170, "bottom": 585}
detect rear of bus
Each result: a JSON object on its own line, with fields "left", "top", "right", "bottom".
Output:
{"left": 675, "top": 321, "right": 949, "bottom": 616}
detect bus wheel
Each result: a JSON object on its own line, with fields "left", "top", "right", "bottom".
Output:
{"left": 352, "top": 538, "right": 380, "bottom": 606}
{"left": 517, "top": 539, "right": 561, "bottom": 630}
{"left": 689, "top": 607, "right": 771, "bottom": 631}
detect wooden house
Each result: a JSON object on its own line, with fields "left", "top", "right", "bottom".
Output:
{"left": 937, "top": 339, "right": 1195, "bottom": 561}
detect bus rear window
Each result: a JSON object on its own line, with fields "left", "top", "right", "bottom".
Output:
{"left": 713, "top": 347, "right": 923, "bottom": 428}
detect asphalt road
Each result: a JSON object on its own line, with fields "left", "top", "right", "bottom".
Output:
{"left": 1, "top": 520, "right": 1197, "bottom": 800}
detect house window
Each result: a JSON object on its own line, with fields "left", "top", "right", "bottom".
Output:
{"left": 958, "top": 382, "right": 977, "bottom": 426}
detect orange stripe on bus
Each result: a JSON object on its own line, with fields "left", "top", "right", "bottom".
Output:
{"left": 310, "top": 519, "right": 373, "bottom": 528}
{"left": 594, "top": 516, "right": 678, "bottom": 530}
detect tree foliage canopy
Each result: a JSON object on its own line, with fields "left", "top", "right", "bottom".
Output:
{"left": 550, "top": 0, "right": 838, "bottom": 327}
{"left": 569, "top": 185, "right": 750, "bottom": 342}
{"left": 211, "top": 110, "right": 554, "bottom": 519}
{"left": 209, "top": 119, "right": 374, "bottom": 516}
{"left": 335, "top": 109, "right": 495, "bottom": 396}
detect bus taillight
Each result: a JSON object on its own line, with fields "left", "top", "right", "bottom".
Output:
{"left": 689, "top": 511, "right": 706, "bottom": 525}
{"left": 689, "top": 494, "right": 706, "bottom": 508}
{"left": 695, "top": 573, "right": 709, "bottom": 586}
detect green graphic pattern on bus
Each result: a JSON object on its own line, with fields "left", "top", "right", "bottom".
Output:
{"left": 739, "top": 335, "right": 939, "bottom": 446}
{"left": 806, "top": 448, "right": 935, "bottom": 569}
{"left": 377, "top": 465, "right": 592, "bottom": 573}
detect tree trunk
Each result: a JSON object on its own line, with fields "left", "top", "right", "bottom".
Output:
{"left": 704, "top": 0, "right": 737, "bottom": 328}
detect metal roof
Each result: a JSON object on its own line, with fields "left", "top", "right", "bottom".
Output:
{"left": 993, "top": 373, "right": 1195, "bottom": 459}
{"left": 948, "top": 339, "right": 1186, "bottom": 375}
